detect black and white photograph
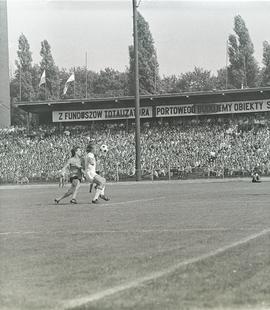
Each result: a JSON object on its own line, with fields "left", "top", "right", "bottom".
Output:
{"left": 1, "top": 0, "right": 270, "bottom": 309}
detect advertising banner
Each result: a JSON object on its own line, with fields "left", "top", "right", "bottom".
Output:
{"left": 52, "top": 107, "right": 152, "bottom": 122}
{"left": 156, "top": 99, "right": 270, "bottom": 117}
{"left": 53, "top": 99, "right": 270, "bottom": 122}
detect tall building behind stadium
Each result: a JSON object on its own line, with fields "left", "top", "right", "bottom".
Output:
{"left": 0, "top": 0, "right": 11, "bottom": 128}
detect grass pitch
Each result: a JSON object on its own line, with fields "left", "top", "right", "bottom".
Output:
{"left": 0, "top": 179, "right": 270, "bottom": 310}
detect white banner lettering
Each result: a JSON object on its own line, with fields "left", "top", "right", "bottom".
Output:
{"left": 52, "top": 100, "right": 270, "bottom": 122}
{"left": 156, "top": 99, "right": 270, "bottom": 117}
{"left": 53, "top": 107, "right": 152, "bottom": 122}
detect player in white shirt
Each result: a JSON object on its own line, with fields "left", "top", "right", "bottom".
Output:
{"left": 85, "top": 143, "right": 110, "bottom": 204}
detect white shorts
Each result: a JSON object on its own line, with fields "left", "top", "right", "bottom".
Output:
{"left": 85, "top": 171, "right": 96, "bottom": 183}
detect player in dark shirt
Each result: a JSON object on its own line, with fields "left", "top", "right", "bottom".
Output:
{"left": 54, "top": 146, "right": 83, "bottom": 204}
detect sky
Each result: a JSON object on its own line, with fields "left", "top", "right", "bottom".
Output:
{"left": 6, "top": 0, "right": 270, "bottom": 77}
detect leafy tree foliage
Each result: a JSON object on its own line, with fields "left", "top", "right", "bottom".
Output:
{"left": 85, "top": 70, "right": 100, "bottom": 98}
{"left": 92, "top": 68, "right": 129, "bottom": 97}
{"left": 31, "top": 64, "right": 42, "bottom": 99}
{"left": 177, "top": 67, "right": 216, "bottom": 92}
{"left": 160, "top": 75, "right": 179, "bottom": 93}
{"left": 39, "top": 40, "right": 60, "bottom": 99}
{"left": 228, "top": 15, "right": 259, "bottom": 88}
{"left": 128, "top": 11, "right": 160, "bottom": 95}
{"left": 59, "top": 68, "right": 74, "bottom": 99}
{"left": 10, "top": 34, "right": 34, "bottom": 125}
{"left": 260, "top": 41, "right": 270, "bottom": 86}
{"left": 215, "top": 67, "right": 230, "bottom": 90}
{"left": 14, "top": 33, "right": 35, "bottom": 101}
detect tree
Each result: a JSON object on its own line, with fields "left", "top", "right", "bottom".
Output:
{"left": 260, "top": 41, "right": 270, "bottom": 86}
{"left": 92, "top": 68, "right": 129, "bottom": 97}
{"left": 31, "top": 64, "right": 42, "bottom": 99}
{"left": 160, "top": 75, "right": 179, "bottom": 93}
{"left": 227, "top": 15, "right": 259, "bottom": 88}
{"left": 128, "top": 11, "right": 160, "bottom": 95}
{"left": 9, "top": 34, "right": 35, "bottom": 126}
{"left": 39, "top": 40, "right": 60, "bottom": 100}
{"left": 72, "top": 67, "right": 89, "bottom": 99}
{"left": 86, "top": 70, "right": 101, "bottom": 98}
{"left": 215, "top": 67, "right": 232, "bottom": 90}
{"left": 177, "top": 67, "right": 216, "bottom": 92}
{"left": 13, "top": 33, "right": 35, "bottom": 102}
{"left": 59, "top": 68, "right": 75, "bottom": 99}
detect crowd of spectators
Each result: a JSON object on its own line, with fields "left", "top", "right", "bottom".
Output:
{"left": 1, "top": 113, "right": 270, "bottom": 183}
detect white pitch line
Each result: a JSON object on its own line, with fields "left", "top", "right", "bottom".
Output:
{"left": 79, "top": 227, "right": 260, "bottom": 233}
{"left": 0, "top": 227, "right": 262, "bottom": 236}
{"left": 0, "top": 231, "right": 37, "bottom": 235}
{"left": 103, "top": 196, "right": 166, "bottom": 207}
{"left": 63, "top": 227, "right": 270, "bottom": 310}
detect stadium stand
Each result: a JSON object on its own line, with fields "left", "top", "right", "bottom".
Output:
{"left": 1, "top": 113, "right": 270, "bottom": 183}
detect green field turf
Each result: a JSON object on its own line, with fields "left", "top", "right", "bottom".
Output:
{"left": 0, "top": 179, "right": 270, "bottom": 310}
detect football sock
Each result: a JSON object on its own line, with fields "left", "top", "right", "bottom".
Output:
{"left": 72, "top": 182, "right": 80, "bottom": 199}
{"left": 93, "top": 188, "right": 102, "bottom": 200}
{"left": 59, "top": 191, "right": 72, "bottom": 200}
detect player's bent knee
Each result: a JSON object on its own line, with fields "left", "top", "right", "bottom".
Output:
{"left": 100, "top": 178, "right": 106, "bottom": 188}
{"left": 96, "top": 183, "right": 105, "bottom": 190}
{"left": 94, "top": 175, "right": 106, "bottom": 189}
{"left": 72, "top": 179, "right": 79, "bottom": 186}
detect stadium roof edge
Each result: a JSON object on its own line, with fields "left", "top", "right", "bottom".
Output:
{"left": 16, "top": 87, "right": 270, "bottom": 107}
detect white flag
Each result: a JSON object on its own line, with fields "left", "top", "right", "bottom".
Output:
{"left": 63, "top": 73, "right": 75, "bottom": 95}
{"left": 39, "top": 70, "right": 46, "bottom": 87}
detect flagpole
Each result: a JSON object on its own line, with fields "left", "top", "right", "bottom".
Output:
{"left": 225, "top": 39, "right": 228, "bottom": 89}
{"left": 85, "top": 52, "right": 88, "bottom": 98}
{"left": 73, "top": 68, "right": 76, "bottom": 99}
{"left": 45, "top": 70, "right": 47, "bottom": 100}
{"left": 19, "top": 65, "right": 22, "bottom": 101}
{"left": 133, "top": 0, "right": 141, "bottom": 181}
{"left": 243, "top": 55, "right": 247, "bottom": 88}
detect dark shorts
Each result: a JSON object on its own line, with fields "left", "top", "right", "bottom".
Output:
{"left": 70, "top": 176, "right": 82, "bottom": 183}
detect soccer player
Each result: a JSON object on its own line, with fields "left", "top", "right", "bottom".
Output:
{"left": 54, "top": 146, "right": 83, "bottom": 204}
{"left": 251, "top": 166, "right": 261, "bottom": 183}
{"left": 85, "top": 143, "right": 110, "bottom": 204}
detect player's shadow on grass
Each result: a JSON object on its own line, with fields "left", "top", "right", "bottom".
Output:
{"left": 49, "top": 202, "right": 107, "bottom": 206}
